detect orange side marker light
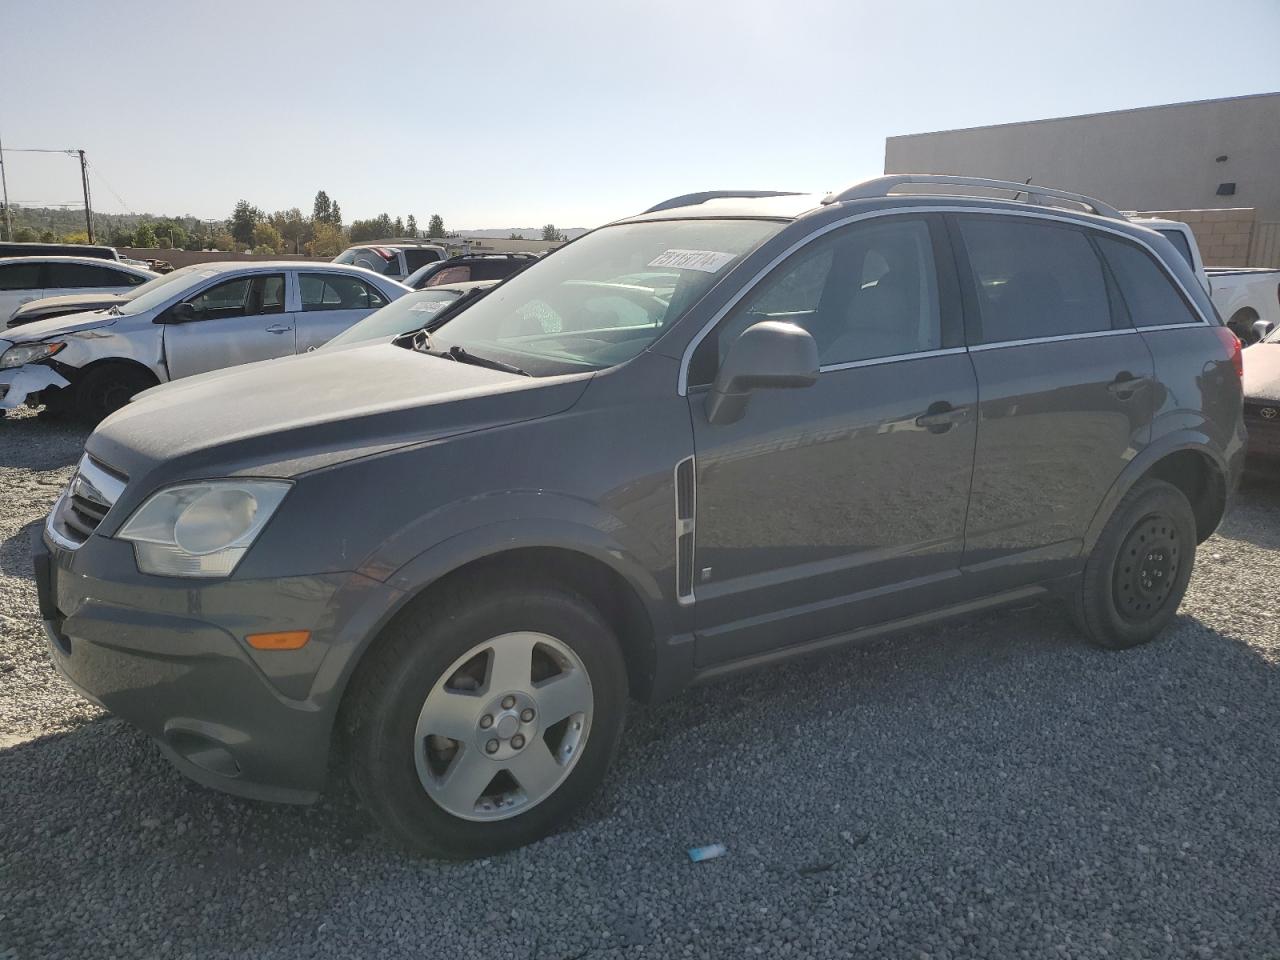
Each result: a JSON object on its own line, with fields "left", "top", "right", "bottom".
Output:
{"left": 246, "top": 630, "right": 311, "bottom": 650}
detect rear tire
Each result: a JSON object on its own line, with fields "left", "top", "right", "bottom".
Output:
{"left": 73, "top": 364, "right": 155, "bottom": 423}
{"left": 341, "top": 579, "right": 628, "bottom": 859}
{"left": 1073, "top": 479, "right": 1196, "bottom": 649}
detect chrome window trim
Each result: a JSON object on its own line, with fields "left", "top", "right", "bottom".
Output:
{"left": 677, "top": 204, "right": 1211, "bottom": 396}
{"left": 819, "top": 346, "right": 967, "bottom": 374}
{"left": 1131, "top": 322, "right": 1209, "bottom": 333}
{"left": 969, "top": 329, "right": 1135, "bottom": 352}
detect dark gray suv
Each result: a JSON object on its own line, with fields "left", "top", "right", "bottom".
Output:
{"left": 35, "top": 175, "right": 1246, "bottom": 858}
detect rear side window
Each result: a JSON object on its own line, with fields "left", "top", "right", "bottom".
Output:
{"left": 0, "top": 262, "right": 41, "bottom": 290}
{"left": 300, "top": 273, "right": 389, "bottom": 311}
{"left": 46, "top": 263, "right": 135, "bottom": 288}
{"left": 1157, "top": 229, "right": 1195, "bottom": 269}
{"left": 426, "top": 266, "right": 472, "bottom": 287}
{"left": 403, "top": 248, "right": 443, "bottom": 272}
{"left": 958, "top": 217, "right": 1111, "bottom": 343}
{"left": 1096, "top": 235, "right": 1201, "bottom": 328}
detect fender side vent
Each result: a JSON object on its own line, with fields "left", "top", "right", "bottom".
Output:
{"left": 675, "top": 456, "right": 696, "bottom": 604}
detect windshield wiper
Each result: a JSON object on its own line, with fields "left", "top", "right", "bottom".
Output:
{"left": 107, "top": 305, "right": 122, "bottom": 316}
{"left": 443, "top": 344, "right": 530, "bottom": 376}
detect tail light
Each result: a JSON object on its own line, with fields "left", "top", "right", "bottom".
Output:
{"left": 1214, "top": 325, "right": 1243, "bottom": 377}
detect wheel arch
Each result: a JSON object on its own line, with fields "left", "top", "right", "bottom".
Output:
{"left": 1084, "top": 436, "right": 1229, "bottom": 553}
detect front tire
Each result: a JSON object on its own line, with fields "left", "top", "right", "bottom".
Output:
{"left": 342, "top": 580, "right": 628, "bottom": 858}
{"left": 1074, "top": 479, "right": 1196, "bottom": 649}
{"left": 73, "top": 364, "right": 155, "bottom": 422}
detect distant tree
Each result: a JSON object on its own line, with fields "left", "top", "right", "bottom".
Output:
{"left": 210, "top": 229, "right": 236, "bottom": 252}
{"left": 406, "top": 214, "right": 417, "bottom": 238}
{"left": 133, "top": 222, "right": 158, "bottom": 247}
{"left": 229, "top": 200, "right": 261, "bottom": 248}
{"left": 40, "top": 229, "right": 57, "bottom": 242}
{"left": 307, "top": 221, "right": 346, "bottom": 257}
{"left": 393, "top": 216, "right": 405, "bottom": 236}
{"left": 253, "top": 222, "right": 284, "bottom": 254}
{"left": 541, "top": 224, "right": 566, "bottom": 242}
{"left": 427, "top": 214, "right": 445, "bottom": 238}
{"left": 313, "top": 190, "right": 332, "bottom": 224}
{"left": 348, "top": 213, "right": 395, "bottom": 243}
{"left": 61, "top": 231, "right": 90, "bottom": 244}
{"left": 508, "top": 232, "right": 525, "bottom": 240}
{"left": 329, "top": 202, "right": 342, "bottom": 227}
{"left": 12, "top": 226, "right": 37, "bottom": 242}
{"left": 271, "top": 208, "right": 312, "bottom": 253}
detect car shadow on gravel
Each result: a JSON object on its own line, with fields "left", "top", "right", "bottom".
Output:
{"left": 0, "top": 520, "right": 42, "bottom": 579}
{"left": 0, "top": 412, "right": 88, "bottom": 471}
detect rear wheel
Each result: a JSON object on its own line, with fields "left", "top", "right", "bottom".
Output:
{"left": 1074, "top": 479, "right": 1196, "bottom": 649}
{"left": 342, "top": 580, "right": 628, "bottom": 858}
{"left": 73, "top": 364, "right": 155, "bottom": 422}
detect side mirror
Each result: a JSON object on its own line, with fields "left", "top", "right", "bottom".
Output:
{"left": 1252, "top": 318, "right": 1274, "bottom": 345}
{"left": 157, "top": 302, "right": 198, "bottom": 324}
{"left": 705, "top": 320, "right": 819, "bottom": 425}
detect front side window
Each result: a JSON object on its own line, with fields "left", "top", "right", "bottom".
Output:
{"left": 300, "top": 273, "right": 388, "bottom": 311}
{"left": 958, "top": 217, "right": 1111, "bottom": 343}
{"left": 692, "top": 217, "right": 946, "bottom": 383}
{"left": 423, "top": 219, "right": 781, "bottom": 377}
{"left": 0, "top": 262, "right": 41, "bottom": 290}
{"left": 1097, "top": 235, "right": 1201, "bottom": 328}
{"left": 324, "top": 289, "right": 463, "bottom": 349}
{"left": 186, "top": 274, "right": 286, "bottom": 319}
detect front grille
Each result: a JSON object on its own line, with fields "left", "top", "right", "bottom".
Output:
{"left": 48, "top": 454, "right": 128, "bottom": 548}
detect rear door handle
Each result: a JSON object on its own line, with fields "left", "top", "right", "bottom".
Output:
{"left": 915, "top": 401, "right": 971, "bottom": 434}
{"left": 265, "top": 324, "right": 293, "bottom": 335}
{"left": 1107, "top": 373, "right": 1151, "bottom": 397}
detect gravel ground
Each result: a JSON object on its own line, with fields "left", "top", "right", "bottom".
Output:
{"left": 2, "top": 406, "right": 1279, "bottom": 960}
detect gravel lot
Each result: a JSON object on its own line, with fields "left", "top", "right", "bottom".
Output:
{"left": 2, "top": 406, "right": 1279, "bottom": 960}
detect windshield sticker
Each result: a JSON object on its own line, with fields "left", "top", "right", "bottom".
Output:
{"left": 647, "top": 249, "right": 736, "bottom": 273}
{"left": 409, "top": 301, "right": 448, "bottom": 313}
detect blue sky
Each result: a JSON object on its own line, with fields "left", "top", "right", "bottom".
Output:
{"left": 4, "top": 0, "right": 1278, "bottom": 229}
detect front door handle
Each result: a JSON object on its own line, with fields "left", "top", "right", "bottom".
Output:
{"left": 265, "top": 324, "right": 293, "bottom": 335}
{"left": 1107, "top": 373, "right": 1151, "bottom": 398}
{"left": 915, "top": 401, "right": 971, "bottom": 434}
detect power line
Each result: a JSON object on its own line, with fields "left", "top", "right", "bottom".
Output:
{"left": 86, "top": 160, "right": 134, "bottom": 214}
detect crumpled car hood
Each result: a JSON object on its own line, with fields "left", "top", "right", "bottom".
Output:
{"left": 6, "top": 310, "right": 118, "bottom": 342}
{"left": 9, "top": 292, "right": 126, "bottom": 323}
{"left": 1243, "top": 344, "right": 1280, "bottom": 403}
{"left": 87, "top": 341, "right": 592, "bottom": 486}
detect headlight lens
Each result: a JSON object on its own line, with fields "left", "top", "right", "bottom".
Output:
{"left": 117, "top": 480, "right": 291, "bottom": 577}
{"left": 0, "top": 341, "right": 66, "bottom": 369}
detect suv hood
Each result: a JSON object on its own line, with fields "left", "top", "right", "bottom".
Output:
{"left": 87, "top": 342, "right": 591, "bottom": 486}
{"left": 1243, "top": 343, "right": 1280, "bottom": 403}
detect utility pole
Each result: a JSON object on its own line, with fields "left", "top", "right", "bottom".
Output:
{"left": 78, "top": 149, "right": 94, "bottom": 243}
{"left": 0, "top": 128, "right": 12, "bottom": 241}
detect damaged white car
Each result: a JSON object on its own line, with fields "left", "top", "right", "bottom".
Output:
{"left": 0, "top": 261, "right": 408, "bottom": 420}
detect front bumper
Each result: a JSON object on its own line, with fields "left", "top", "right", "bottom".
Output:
{"left": 34, "top": 527, "right": 401, "bottom": 803}
{"left": 0, "top": 363, "right": 70, "bottom": 409}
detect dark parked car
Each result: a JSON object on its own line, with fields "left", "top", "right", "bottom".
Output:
{"left": 0, "top": 241, "right": 120, "bottom": 261}
{"left": 35, "top": 175, "right": 1244, "bottom": 858}
{"left": 1242, "top": 324, "right": 1280, "bottom": 462}
{"left": 404, "top": 253, "right": 539, "bottom": 289}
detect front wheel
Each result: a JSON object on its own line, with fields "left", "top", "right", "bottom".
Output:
{"left": 342, "top": 581, "right": 628, "bottom": 858}
{"left": 1073, "top": 479, "right": 1197, "bottom": 649}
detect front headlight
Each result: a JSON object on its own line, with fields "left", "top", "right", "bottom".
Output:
{"left": 117, "top": 480, "right": 291, "bottom": 577}
{"left": 0, "top": 341, "right": 66, "bottom": 369}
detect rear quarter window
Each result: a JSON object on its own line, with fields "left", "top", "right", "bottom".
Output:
{"left": 1096, "top": 235, "right": 1201, "bottom": 328}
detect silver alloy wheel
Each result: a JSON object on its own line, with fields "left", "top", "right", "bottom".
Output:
{"left": 413, "top": 631, "right": 593, "bottom": 821}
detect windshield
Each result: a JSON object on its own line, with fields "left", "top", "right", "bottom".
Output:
{"left": 1265, "top": 324, "right": 1280, "bottom": 344}
{"left": 323, "top": 289, "right": 468, "bottom": 349}
{"left": 422, "top": 219, "right": 782, "bottom": 376}
{"left": 116, "top": 265, "right": 222, "bottom": 315}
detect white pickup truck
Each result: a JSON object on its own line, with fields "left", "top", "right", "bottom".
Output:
{"left": 1134, "top": 217, "right": 1280, "bottom": 344}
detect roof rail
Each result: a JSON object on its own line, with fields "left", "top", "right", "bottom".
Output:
{"left": 821, "top": 175, "right": 1126, "bottom": 221}
{"left": 644, "top": 190, "right": 803, "bottom": 214}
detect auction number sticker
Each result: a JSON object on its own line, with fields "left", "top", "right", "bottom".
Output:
{"left": 647, "top": 249, "right": 736, "bottom": 273}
